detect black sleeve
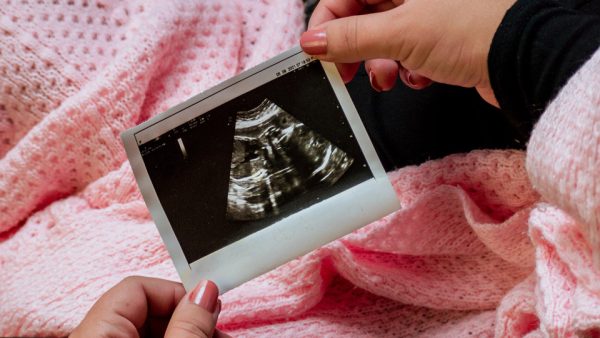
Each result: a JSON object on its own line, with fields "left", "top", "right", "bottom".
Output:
{"left": 489, "top": 0, "right": 600, "bottom": 123}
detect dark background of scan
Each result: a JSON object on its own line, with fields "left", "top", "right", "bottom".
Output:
{"left": 139, "top": 61, "right": 373, "bottom": 263}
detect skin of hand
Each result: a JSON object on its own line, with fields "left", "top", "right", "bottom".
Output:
{"left": 300, "top": 0, "right": 516, "bottom": 106}
{"left": 70, "top": 276, "right": 230, "bottom": 338}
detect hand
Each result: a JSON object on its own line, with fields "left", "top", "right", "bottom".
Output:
{"left": 70, "top": 276, "right": 230, "bottom": 338}
{"left": 300, "top": 0, "right": 516, "bottom": 106}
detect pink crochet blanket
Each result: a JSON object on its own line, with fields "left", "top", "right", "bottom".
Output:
{"left": 1, "top": 1, "right": 599, "bottom": 336}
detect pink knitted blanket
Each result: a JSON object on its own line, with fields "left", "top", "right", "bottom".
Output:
{"left": 1, "top": 1, "right": 599, "bottom": 336}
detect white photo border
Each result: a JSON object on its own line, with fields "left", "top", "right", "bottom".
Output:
{"left": 121, "top": 46, "right": 401, "bottom": 292}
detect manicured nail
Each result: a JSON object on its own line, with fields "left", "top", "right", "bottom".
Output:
{"left": 400, "top": 69, "right": 432, "bottom": 90}
{"left": 212, "top": 299, "right": 222, "bottom": 322}
{"left": 300, "top": 29, "right": 327, "bottom": 55}
{"left": 368, "top": 70, "right": 382, "bottom": 92}
{"left": 189, "top": 280, "right": 219, "bottom": 312}
{"left": 408, "top": 72, "right": 433, "bottom": 89}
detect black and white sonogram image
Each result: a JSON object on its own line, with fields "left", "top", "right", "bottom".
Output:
{"left": 139, "top": 61, "right": 373, "bottom": 263}
{"left": 227, "top": 99, "right": 353, "bottom": 221}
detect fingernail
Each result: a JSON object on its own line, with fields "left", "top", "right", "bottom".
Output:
{"left": 400, "top": 69, "right": 432, "bottom": 90}
{"left": 189, "top": 280, "right": 219, "bottom": 313}
{"left": 368, "top": 70, "right": 382, "bottom": 92}
{"left": 408, "top": 72, "right": 433, "bottom": 89}
{"left": 212, "top": 299, "right": 222, "bottom": 322}
{"left": 300, "top": 29, "right": 327, "bottom": 55}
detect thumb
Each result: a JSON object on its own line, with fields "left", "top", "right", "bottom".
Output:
{"left": 301, "top": 9, "right": 404, "bottom": 63}
{"left": 165, "top": 280, "right": 221, "bottom": 338}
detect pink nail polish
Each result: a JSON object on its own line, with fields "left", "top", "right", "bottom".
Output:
{"left": 368, "top": 70, "right": 382, "bottom": 92}
{"left": 300, "top": 29, "right": 327, "bottom": 55}
{"left": 406, "top": 72, "right": 416, "bottom": 87}
{"left": 400, "top": 69, "right": 432, "bottom": 90}
{"left": 212, "top": 299, "right": 222, "bottom": 322}
{"left": 189, "top": 280, "right": 219, "bottom": 312}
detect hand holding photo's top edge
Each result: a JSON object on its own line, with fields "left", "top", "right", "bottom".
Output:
{"left": 300, "top": 28, "right": 433, "bottom": 89}
{"left": 120, "top": 46, "right": 401, "bottom": 293}
{"left": 299, "top": 29, "right": 328, "bottom": 56}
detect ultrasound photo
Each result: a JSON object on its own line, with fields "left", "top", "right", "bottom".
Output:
{"left": 227, "top": 99, "right": 354, "bottom": 221}
{"left": 138, "top": 60, "right": 373, "bottom": 263}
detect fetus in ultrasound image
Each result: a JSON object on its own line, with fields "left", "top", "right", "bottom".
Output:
{"left": 226, "top": 99, "right": 354, "bottom": 221}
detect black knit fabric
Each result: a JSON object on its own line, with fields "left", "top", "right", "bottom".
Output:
{"left": 489, "top": 0, "right": 600, "bottom": 135}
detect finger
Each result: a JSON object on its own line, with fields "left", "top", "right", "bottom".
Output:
{"left": 302, "top": 9, "right": 405, "bottom": 63}
{"left": 337, "top": 62, "right": 362, "bottom": 84}
{"left": 106, "top": 276, "right": 185, "bottom": 328}
{"left": 214, "top": 329, "right": 233, "bottom": 338}
{"left": 93, "top": 277, "right": 184, "bottom": 328}
{"left": 306, "top": 0, "right": 401, "bottom": 83}
{"left": 301, "top": 28, "right": 360, "bottom": 82}
{"left": 165, "top": 280, "right": 220, "bottom": 338}
{"left": 399, "top": 67, "right": 433, "bottom": 90}
{"left": 71, "top": 276, "right": 186, "bottom": 337}
{"left": 308, "top": 0, "right": 389, "bottom": 28}
{"left": 365, "top": 59, "right": 399, "bottom": 91}
{"left": 371, "top": 0, "right": 406, "bottom": 12}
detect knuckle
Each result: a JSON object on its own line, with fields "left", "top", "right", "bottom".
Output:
{"left": 120, "top": 275, "right": 141, "bottom": 286}
{"left": 341, "top": 16, "right": 360, "bottom": 58}
{"left": 386, "top": 10, "right": 408, "bottom": 59}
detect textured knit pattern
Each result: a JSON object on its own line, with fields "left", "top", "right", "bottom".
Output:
{"left": 1, "top": 1, "right": 599, "bottom": 337}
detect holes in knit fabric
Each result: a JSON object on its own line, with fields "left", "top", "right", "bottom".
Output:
{"left": 1, "top": 0, "right": 144, "bottom": 157}
{"left": 1, "top": 0, "right": 305, "bottom": 235}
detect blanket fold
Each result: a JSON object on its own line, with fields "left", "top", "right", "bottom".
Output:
{"left": 1, "top": 1, "right": 599, "bottom": 337}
